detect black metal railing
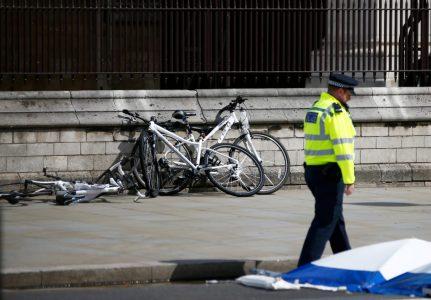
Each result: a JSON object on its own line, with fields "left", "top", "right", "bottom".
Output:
{"left": 0, "top": 0, "right": 429, "bottom": 90}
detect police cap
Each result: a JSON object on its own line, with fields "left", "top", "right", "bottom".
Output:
{"left": 328, "top": 73, "right": 358, "bottom": 95}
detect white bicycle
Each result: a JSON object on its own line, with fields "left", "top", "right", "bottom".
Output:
{"left": 159, "top": 96, "right": 290, "bottom": 195}
{"left": 0, "top": 168, "right": 122, "bottom": 205}
{"left": 120, "top": 110, "right": 265, "bottom": 197}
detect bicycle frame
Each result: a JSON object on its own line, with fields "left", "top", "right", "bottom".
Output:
{"left": 205, "top": 108, "right": 261, "bottom": 163}
{"left": 149, "top": 121, "right": 240, "bottom": 172}
{"left": 174, "top": 107, "right": 262, "bottom": 164}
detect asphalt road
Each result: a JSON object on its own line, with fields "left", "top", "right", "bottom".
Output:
{"left": 2, "top": 282, "right": 409, "bottom": 300}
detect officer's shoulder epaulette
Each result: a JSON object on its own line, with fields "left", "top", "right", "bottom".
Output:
{"left": 332, "top": 103, "right": 343, "bottom": 114}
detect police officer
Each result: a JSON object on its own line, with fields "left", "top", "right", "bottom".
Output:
{"left": 297, "top": 73, "right": 358, "bottom": 267}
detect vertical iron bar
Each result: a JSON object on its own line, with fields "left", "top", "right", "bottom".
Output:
{"left": 423, "top": 0, "right": 430, "bottom": 83}
{"left": 341, "top": 0, "right": 345, "bottom": 72}
{"left": 138, "top": 0, "right": 141, "bottom": 74}
{"left": 87, "top": 0, "right": 92, "bottom": 74}
{"left": 394, "top": 0, "right": 398, "bottom": 81}
{"left": 170, "top": 0, "right": 174, "bottom": 72}
{"left": 288, "top": 0, "right": 293, "bottom": 74}
{"left": 199, "top": 0, "right": 202, "bottom": 72}
{"left": 54, "top": 0, "right": 57, "bottom": 75}
{"left": 232, "top": 0, "right": 236, "bottom": 73}
{"left": 255, "top": 0, "right": 259, "bottom": 72}
{"left": 335, "top": 0, "right": 339, "bottom": 71}
{"left": 319, "top": 0, "right": 324, "bottom": 78}
{"left": 35, "top": 0, "right": 40, "bottom": 73}
{"left": 266, "top": 0, "right": 269, "bottom": 74}
{"left": 10, "top": 0, "right": 15, "bottom": 74}
{"left": 346, "top": 1, "right": 352, "bottom": 71}
{"left": 413, "top": 0, "right": 418, "bottom": 77}
{"left": 182, "top": 0, "right": 185, "bottom": 73}
{"left": 134, "top": 0, "right": 137, "bottom": 74}
{"left": 0, "top": 0, "right": 3, "bottom": 72}
{"left": 356, "top": 0, "right": 361, "bottom": 75}
{"left": 298, "top": 0, "right": 302, "bottom": 73}
{"left": 62, "top": 0, "right": 65, "bottom": 74}
{"left": 245, "top": 0, "right": 249, "bottom": 73}
{"left": 272, "top": 0, "right": 276, "bottom": 73}
{"left": 329, "top": 0, "right": 333, "bottom": 71}
{"left": 405, "top": 0, "right": 408, "bottom": 81}
{"left": 399, "top": 0, "right": 404, "bottom": 82}
{"left": 121, "top": 0, "right": 125, "bottom": 74}
{"left": 362, "top": 0, "right": 366, "bottom": 79}
{"left": 220, "top": 0, "right": 225, "bottom": 77}
{"left": 293, "top": 0, "right": 298, "bottom": 72}
{"left": 2, "top": 0, "right": 7, "bottom": 72}
{"left": 112, "top": 0, "right": 116, "bottom": 75}
{"left": 373, "top": 0, "right": 377, "bottom": 79}
{"left": 143, "top": 0, "right": 147, "bottom": 73}
{"left": 313, "top": 0, "right": 317, "bottom": 74}
{"left": 367, "top": 0, "right": 372, "bottom": 75}
{"left": 389, "top": 0, "right": 393, "bottom": 73}
{"left": 351, "top": 0, "right": 355, "bottom": 76}
{"left": 276, "top": 0, "right": 281, "bottom": 73}
{"left": 16, "top": 0, "right": 21, "bottom": 73}
{"left": 66, "top": 0, "right": 70, "bottom": 74}
{"left": 261, "top": 0, "right": 264, "bottom": 72}
{"left": 384, "top": 0, "right": 388, "bottom": 80}
{"left": 188, "top": 0, "right": 192, "bottom": 73}
{"left": 226, "top": 0, "right": 231, "bottom": 82}
{"left": 238, "top": 0, "right": 242, "bottom": 72}
{"left": 378, "top": 0, "right": 382, "bottom": 73}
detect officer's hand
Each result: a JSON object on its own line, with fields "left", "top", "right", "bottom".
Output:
{"left": 345, "top": 184, "right": 354, "bottom": 196}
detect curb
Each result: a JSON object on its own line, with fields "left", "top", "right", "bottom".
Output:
{"left": 1, "top": 258, "right": 298, "bottom": 289}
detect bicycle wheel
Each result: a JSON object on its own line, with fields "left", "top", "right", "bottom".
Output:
{"left": 139, "top": 130, "right": 160, "bottom": 197}
{"left": 158, "top": 139, "right": 194, "bottom": 195}
{"left": 204, "top": 143, "right": 264, "bottom": 197}
{"left": 233, "top": 132, "right": 290, "bottom": 194}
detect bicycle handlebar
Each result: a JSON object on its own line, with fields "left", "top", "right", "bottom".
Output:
{"left": 215, "top": 95, "right": 247, "bottom": 123}
{"left": 121, "top": 109, "right": 149, "bottom": 124}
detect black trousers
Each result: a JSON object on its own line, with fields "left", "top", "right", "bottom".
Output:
{"left": 297, "top": 163, "right": 351, "bottom": 267}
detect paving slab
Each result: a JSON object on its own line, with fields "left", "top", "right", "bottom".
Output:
{"left": 1, "top": 187, "right": 430, "bottom": 288}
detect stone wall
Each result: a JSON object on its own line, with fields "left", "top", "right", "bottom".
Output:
{"left": 1, "top": 88, "right": 430, "bottom": 186}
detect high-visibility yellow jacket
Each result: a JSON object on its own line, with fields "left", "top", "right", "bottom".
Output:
{"left": 304, "top": 92, "right": 356, "bottom": 184}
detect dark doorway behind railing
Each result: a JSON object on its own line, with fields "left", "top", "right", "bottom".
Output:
{"left": 0, "top": 0, "right": 429, "bottom": 91}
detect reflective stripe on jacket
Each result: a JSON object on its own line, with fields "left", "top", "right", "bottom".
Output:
{"left": 304, "top": 92, "right": 356, "bottom": 184}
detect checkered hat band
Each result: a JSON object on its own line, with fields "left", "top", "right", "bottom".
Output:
{"left": 328, "top": 79, "right": 350, "bottom": 88}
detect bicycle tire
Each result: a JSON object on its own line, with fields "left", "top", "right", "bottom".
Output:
{"left": 139, "top": 130, "right": 160, "bottom": 197}
{"left": 158, "top": 140, "right": 194, "bottom": 195}
{"left": 204, "top": 143, "right": 264, "bottom": 197}
{"left": 233, "top": 132, "right": 290, "bottom": 194}
{"left": 130, "top": 142, "right": 147, "bottom": 189}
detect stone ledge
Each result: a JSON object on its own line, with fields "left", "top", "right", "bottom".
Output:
{"left": 289, "top": 163, "right": 431, "bottom": 185}
{"left": 0, "top": 88, "right": 430, "bottom": 128}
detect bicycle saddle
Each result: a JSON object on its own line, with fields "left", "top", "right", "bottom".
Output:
{"left": 172, "top": 110, "right": 197, "bottom": 120}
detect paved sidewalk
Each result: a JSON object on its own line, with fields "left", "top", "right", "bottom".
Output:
{"left": 1, "top": 186, "right": 430, "bottom": 288}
